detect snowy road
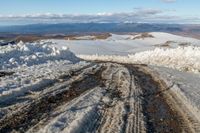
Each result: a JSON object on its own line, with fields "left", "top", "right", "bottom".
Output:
{"left": 0, "top": 62, "right": 199, "bottom": 133}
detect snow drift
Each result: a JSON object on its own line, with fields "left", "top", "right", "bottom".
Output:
{"left": 0, "top": 41, "right": 81, "bottom": 98}
{"left": 78, "top": 46, "right": 200, "bottom": 73}
{"left": 0, "top": 41, "right": 80, "bottom": 70}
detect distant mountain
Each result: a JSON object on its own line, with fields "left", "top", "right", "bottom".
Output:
{"left": 0, "top": 23, "right": 197, "bottom": 34}
{"left": 1, "top": 23, "right": 199, "bottom": 34}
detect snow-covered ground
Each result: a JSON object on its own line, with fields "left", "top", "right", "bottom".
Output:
{"left": 1, "top": 32, "right": 199, "bottom": 104}
{"left": 0, "top": 32, "right": 200, "bottom": 132}
{"left": 79, "top": 46, "right": 200, "bottom": 73}
{"left": 0, "top": 41, "right": 85, "bottom": 101}
{"left": 48, "top": 32, "right": 200, "bottom": 56}
{"left": 48, "top": 32, "right": 200, "bottom": 127}
{"left": 46, "top": 32, "right": 200, "bottom": 73}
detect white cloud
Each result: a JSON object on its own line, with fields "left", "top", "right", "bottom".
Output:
{"left": 0, "top": 8, "right": 199, "bottom": 25}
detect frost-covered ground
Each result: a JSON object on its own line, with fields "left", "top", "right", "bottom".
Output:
{"left": 0, "top": 32, "right": 200, "bottom": 132}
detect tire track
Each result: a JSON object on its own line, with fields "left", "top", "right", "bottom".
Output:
{"left": 97, "top": 63, "right": 200, "bottom": 133}
{"left": 97, "top": 63, "right": 146, "bottom": 133}
{"left": 0, "top": 62, "right": 199, "bottom": 133}
{"left": 129, "top": 65, "right": 200, "bottom": 133}
{"left": 0, "top": 63, "right": 96, "bottom": 108}
{"left": 0, "top": 64, "right": 105, "bottom": 133}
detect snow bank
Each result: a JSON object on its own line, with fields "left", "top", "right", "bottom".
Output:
{"left": 0, "top": 41, "right": 80, "bottom": 70}
{"left": 0, "top": 41, "right": 82, "bottom": 99}
{"left": 0, "top": 61, "right": 88, "bottom": 99}
{"left": 78, "top": 46, "right": 200, "bottom": 73}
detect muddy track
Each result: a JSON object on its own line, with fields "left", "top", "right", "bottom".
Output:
{"left": 0, "top": 64, "right": 105, "bottom": 133}
{"left": 128, "top": 65, "right": 190, "bottom": 133}
{"left": 0, "top": 62, "right": 199, "bottom": 133}
{"left": 0, "top": 63, "right": 96, "bottom": 107}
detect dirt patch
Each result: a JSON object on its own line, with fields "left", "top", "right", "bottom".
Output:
{"left": 154, "top": 41, "right": 176, "bottom": 48}
{"left": 132, "top": 33, "right": 154, "bottom": 40}
{"left": 64, "top": 33, "right": 111, "bottom": 40}
{"left": 0, "top": 71, "right": 14, "bottom": 77}
{"left": 178, "top": 42, "right": 191, "bottom": 47}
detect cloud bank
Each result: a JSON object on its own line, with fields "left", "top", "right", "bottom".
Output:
{"left": 0, "top": 8, "right": 199, "bottom": 25}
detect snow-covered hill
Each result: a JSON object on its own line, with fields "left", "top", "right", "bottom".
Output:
{"left": 48, "top": 32, "right": 200, "bottom": 56}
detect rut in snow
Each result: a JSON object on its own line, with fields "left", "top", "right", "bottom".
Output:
{"left": 0, "top": 62, "right": 200, "bottom": 133}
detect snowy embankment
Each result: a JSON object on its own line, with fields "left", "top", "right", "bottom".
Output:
{"left": 150, "top": 66, "right": 200, "bottom": 120}
{"left": 0, "top": 41, "right": 82, "bottom": 98}
{"left": 78, "top": 46, "right": 200, "bottom": 73}
{"left": 0, "top": 41, "right": 79, "bottom": 70}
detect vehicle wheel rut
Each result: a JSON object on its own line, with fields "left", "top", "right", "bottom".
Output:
{"left": 0, "top": 62, "right": 199, "bottom": 133}
{"left": 0, "top": 64, "right": 105, "bottom": 133}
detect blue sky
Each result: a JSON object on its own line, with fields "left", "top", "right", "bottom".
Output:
{"left": 0, "top": 0, "right": 200, "bottom": 25}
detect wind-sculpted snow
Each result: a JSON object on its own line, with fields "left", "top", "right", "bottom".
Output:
{"left": 78, "top": 46, "right": 200, "bottom": 73}
{"left": 0, "top": 41, "right": 79, "bottom": 70}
